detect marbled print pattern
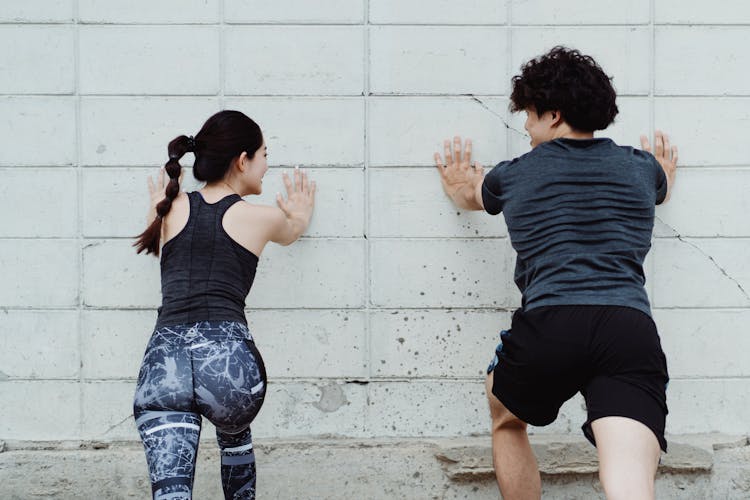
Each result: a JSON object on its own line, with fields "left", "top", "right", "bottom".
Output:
{"left": 135, "top": 410, "right": 201, "bottom": 499}
{"left": 218, "top": 426, "right": 257, "bottom": 499}
{"left": 134, "top": 321, "right": 267, "bottom": 500}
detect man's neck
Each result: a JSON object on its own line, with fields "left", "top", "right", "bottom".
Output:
{"left": 553, "top": 124, "right": 594, "bottom": 141}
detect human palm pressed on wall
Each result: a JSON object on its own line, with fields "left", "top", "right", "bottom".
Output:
{"left": 433, "top": 47, "right": 678, "bottom": 500}
{"left": 132, "top": 110, "right": 315, "bottom": 500}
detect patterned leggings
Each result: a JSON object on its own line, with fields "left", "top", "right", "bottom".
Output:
{"left": 133, "top": 321, "right": 267, "bottom": 500}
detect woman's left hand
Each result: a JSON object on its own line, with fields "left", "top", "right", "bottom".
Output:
{"left": 145, "top": 168, "right": 167, "bottom": 223}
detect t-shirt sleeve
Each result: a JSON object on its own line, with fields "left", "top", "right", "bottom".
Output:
{"left": 481, "top": 161, "right": 508, "bottom": 215}
{"left": 652, "top": 155, "right": 668, "bottom": 205}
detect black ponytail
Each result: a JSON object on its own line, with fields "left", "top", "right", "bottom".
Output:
{"left": 133, "top": 135, "right": 194, "bottom": 256}
{"left": 134, "top": 110, "right": 263, "bottom": 257}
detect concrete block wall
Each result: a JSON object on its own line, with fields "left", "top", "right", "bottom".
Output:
{"left": 1, "top": 0, "right": 749, "bottom": 477}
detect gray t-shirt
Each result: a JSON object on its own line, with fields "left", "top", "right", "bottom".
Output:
{"left": 482, "top": 137, "right": 667, "bottom": 317}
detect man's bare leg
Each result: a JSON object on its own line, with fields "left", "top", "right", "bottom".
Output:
{"left": 591, "top": 416, "right": 660, "bottom": 500}
{"left": 485, "top": 374, "right": 541, "bottom": 500}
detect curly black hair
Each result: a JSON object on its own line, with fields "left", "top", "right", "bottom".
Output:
{"left": 510, "top": 46, "right": 618, "bottom": 132}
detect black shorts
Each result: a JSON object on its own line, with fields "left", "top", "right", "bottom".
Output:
{"left": 487, "top": 305, "right": 669, "bottom": 452}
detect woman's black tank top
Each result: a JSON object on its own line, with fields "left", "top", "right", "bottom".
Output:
{"left": 155, "top": 191, "right": 259, "bottom": 328}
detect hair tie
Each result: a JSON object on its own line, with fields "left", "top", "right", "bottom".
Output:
{"left": 187, "top": 135, "right": 196, "bottom": 152}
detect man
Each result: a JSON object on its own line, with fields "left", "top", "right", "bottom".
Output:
{"left": 434, "top": 46, "right": 678, "bottom": 499}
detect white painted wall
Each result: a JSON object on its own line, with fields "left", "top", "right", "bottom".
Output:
{"left": 1, "top": 1, "right": 749, "bottom": 445}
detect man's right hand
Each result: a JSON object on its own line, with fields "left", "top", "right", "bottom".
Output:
{"left": 640, "top": 130, "right": 678, "bottom": 203}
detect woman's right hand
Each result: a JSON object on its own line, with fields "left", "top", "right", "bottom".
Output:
{"left": 275, "top": 166, "right": 316, "bottom": 241}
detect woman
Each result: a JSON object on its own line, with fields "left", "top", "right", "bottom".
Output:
{"left": 132, "top": 110, "right": 315, "bottom": 500}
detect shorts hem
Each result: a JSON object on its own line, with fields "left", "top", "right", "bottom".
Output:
{"left": 490, "top": 372, "right": 557, "bottom": 428}
{"left": 582, "top": 412, "right": 667, "bottom": 453}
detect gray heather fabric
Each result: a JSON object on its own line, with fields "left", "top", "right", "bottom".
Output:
{"left": 156, "top": 192, "right": 258, "bottom": 329}
{"left": 482, "top": 137, "right": 667, "bottom": 317}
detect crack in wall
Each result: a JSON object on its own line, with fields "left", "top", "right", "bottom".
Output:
{"left": 468, "top": 95, "right": 528, "bottom": 138}
{"left": 655, "top": 217, "right": 749, "bottom": 301}
{"left": 103, "top": 414, "right": 132, "bottom": 435}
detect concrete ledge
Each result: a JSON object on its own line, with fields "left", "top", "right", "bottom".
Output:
{"left": 1, "top": 434, "right": 748, "bottom": 499}
{"left": 435, "top": 434, "right": 741, "bottom": 481}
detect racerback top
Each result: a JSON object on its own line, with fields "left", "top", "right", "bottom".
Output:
{"left": 155, "top": 191, "right": 259, "bottom": 328}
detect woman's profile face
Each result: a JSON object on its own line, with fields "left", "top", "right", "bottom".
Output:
{"left": 244, "top": 140, "right": 268, "bottom": 195}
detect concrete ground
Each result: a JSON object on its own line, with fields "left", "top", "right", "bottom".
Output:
{"left": 1, "top": 434, "right": 749, "bottom": 499}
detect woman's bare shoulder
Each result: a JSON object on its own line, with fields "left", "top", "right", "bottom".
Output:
{"left": 233, "top": 200, "right": 284, "bottom": 223}
{"left": 223, "top": 200, "right": 287, "bottom": 255}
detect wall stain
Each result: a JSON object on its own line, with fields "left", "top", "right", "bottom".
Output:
{"left": 313, "top": 383, "right": 348, "bottom": 413}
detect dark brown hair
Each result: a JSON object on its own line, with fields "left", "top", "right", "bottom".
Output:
{"left": 510, "top": 46, "right": 618, "bottom": 132}
{"left": 134, "top": 110, "right": 263, "bottom": 256}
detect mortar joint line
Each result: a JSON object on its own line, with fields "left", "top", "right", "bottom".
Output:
{"left": 650, "top": 0, "right": 656, "bottom": 141}
{"left": 506, "top": 0, "right": 514, "bottom": 158}
{"left": 219, "top": 0, "right": 226, "bottom": 108}
{"left": 73, "top": 0, "right": 85, "bottom": 439}
{"left": 648, "top": 0, "right": 656, "bottom": 300}
{"left": 363, "top": 0, "right": 373, "bottom": 403}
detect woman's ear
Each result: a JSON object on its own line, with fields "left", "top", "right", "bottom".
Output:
{"left": 236, "top": 151, "right": 248, "bottom": 172}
